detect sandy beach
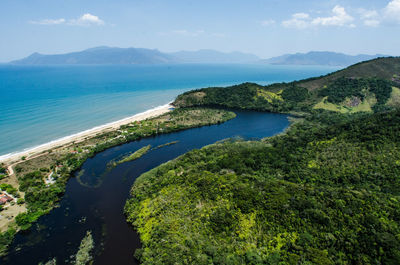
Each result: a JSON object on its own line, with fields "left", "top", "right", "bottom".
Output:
{"left": 0, "top": 103, "right": 173, "bottom": 165}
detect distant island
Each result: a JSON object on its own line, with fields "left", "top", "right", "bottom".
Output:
{"left": 9, "top": 46, "right": 260, "bottom": 65}
{"left": 10, "top": 47, "right": 389, "bottom": 66}
{"left": 261, "top": 51, "right": 387, "bottom": 66}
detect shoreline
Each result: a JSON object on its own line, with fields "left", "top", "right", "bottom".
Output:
{"left": 0, "top": 103, "right": 173, "bottom": 165}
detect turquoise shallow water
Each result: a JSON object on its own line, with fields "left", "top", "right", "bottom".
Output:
{"left": 0, "top": 64, "right": 339, "bottom": 156}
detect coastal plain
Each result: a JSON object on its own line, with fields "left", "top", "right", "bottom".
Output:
{"left": 0, "top": 104, "right": 171, "bottom": 233}
{"left": 0, "top": 106, "right": 236, "bottom": 256}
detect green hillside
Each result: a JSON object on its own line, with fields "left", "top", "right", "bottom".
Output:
{"left": 174, "top": 57, "right": 400, "bottom": 114}
{"left": 126, "top": 57, "right": 400, "bottom": 264}
{"left": 126, "top": 110, "right": 400, "bottom": 264}
{"left": 299, "top": 57, "right": 400, "bottom": 90}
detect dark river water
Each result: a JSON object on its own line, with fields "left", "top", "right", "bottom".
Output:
{"left": 2, "top": 110, "right": 289, "bottom": 265}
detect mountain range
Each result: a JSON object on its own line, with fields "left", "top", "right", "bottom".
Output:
{"left": 10, "top": 47, "right": 388, "bottom": 66}
{"left": 261, "top": 51, "right": 387, "bottom": 66}
{"left": 10, "top": 47, "right": 260, "bottom": 65}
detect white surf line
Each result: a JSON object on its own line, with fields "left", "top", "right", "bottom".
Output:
{"left": 0, "top": 102, "right": 174, "bottom": 163}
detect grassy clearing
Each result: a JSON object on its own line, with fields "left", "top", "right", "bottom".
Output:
{"left": 313, "top": 96, "right": 376, "bottom": 113}
{"left": 314, "top": 97, "right": 347, "bottom": 113}
{"left": 256, "top": 88, "right": 283, "bottom": 103}
{"left": 387, "top": 87, "right": 400, "bottom": 107}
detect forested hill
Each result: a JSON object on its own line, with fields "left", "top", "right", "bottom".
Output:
{"left": 174, "top": 57, "right": 400, "bottom": 114}
{"left": 126, "top": 107, "right": 400, "bottom": 265}
{"left": 300, "top": 56, "right": 400, "bottom": 90}
{"left": 125, "top": 57, "right": 400, "bottom": 264}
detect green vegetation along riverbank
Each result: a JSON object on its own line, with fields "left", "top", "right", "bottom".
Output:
{"left": 125, "top": 109, "right": 400, "bottom": 265}
{"left": 109, "top": 145, "right": 152, "bottom": 168}
{"left": 0, "top": 107, "right": 236, "bottom": 256}
{"left": 125, "top": 57, "right": 400, "bottom": 264}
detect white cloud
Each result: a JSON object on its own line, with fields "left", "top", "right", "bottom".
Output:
{"left": 311, "top": 5, "right": 354, "bottom": 27}
{"left": 355, "top": 0, "right": 400, "bottom": 27}
{"left": 358, "top": 8, "right": 380, "bottom": 27}
{"left": 261, "top": 19, "right": 276, "bottom": 26}
{"left": 29, "top": 13, "right": 104, "bottom": 26}
{"left": 68, "top": 13, "right": 104, "bottom": 26}
{"left": 359, "top": 9, "right": 379, "bottom": 20}
{"left": 282, "top": 6, "right": 354, "bottom": 29}
{"left": 384, "top": 0, "right": 400, "bottom": 23}
{"left": 279, "top": 0, "right": 400, "bottom": 29}
{"left": 282, "top": 13, "right": 311, "bottom": 29}
{"left": 29, "top": 18, "right": 66, "bottom": 25}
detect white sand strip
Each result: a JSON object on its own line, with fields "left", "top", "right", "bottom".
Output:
{"left": 0, "top": 103, "right": 173, "bottom": 164}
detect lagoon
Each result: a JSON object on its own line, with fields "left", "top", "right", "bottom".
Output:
{"left": 1, "top": 110, "right": 289, "bottom": 265}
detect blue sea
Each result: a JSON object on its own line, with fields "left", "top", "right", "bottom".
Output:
{"left": 0, "top": 64, "right": 339, "bottom": 156}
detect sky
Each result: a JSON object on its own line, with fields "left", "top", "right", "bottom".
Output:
{"left": 1, "top": 0, "right": 400, "bottom": 62}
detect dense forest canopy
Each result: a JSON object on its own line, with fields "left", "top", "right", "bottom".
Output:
{"left": 318, "top": 77, "right": 392, "bottom": 105}
{"left": 126, "top": 57, "right": 400, "bottom": 264}
{"left": 125, "top": 110, "right": 400, "bottom": 264}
